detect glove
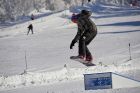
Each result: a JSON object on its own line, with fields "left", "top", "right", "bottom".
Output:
{"left": 70, "top": 40, "right": 76, "bottom": 49}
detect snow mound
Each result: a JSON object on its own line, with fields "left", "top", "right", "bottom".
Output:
{"left": 0, "top": 61, "right": 140, "bottom": 91}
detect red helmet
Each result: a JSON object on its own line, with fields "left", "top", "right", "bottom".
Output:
{"left": 71, "top": 13, "right": 79, "bottom": 23}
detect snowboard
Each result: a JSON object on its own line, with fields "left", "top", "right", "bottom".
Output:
{"left": 70, "top": 56, "right": 96, "bottom": 66}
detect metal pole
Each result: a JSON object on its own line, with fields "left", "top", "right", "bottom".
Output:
{"left": 129, "top": 43, "right": 132, "bottom": 60}
{"left": 25, "top": 50, "right": 28, "bottom": 72}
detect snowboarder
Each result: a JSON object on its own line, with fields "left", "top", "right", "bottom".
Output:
{"left": 27, "top": 24, "right": 33, "bottom": 35}
{"left": 70, "top": 10, "right": 97, "bottom": 63}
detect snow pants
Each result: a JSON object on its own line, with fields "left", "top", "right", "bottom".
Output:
{"left": 78, "top": 31, "right": 97, "bottom": 58}
{"left": 27, "top": 29, "right": 34, "bottom": 35}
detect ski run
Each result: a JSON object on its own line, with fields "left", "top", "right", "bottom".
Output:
{"left": 0, "top": 2, "right": 140, "bottom": 93}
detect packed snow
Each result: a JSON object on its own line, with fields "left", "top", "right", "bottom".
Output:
{"left": 0, "top": 2, "right": 140, "bottom": 93}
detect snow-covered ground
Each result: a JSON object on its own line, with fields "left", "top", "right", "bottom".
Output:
{"left": 0, "top": 3, "right": 140, "bottom": 93}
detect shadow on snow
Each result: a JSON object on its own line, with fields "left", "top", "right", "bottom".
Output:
{"left": 99, "top": 30, "right": 140, "bottom": 34}
{"left": 99, "top": 21, "right": 140, "bottom": 26}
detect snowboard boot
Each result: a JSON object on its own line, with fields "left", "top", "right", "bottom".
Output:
{"left": 79, "top": 55, "right": 86, "bottom": 60}
{"left": 86, "top": 56, "right": 93, "bottom": 63}
{"left": 70, "top": 55, "right": 85, "bottom": 60}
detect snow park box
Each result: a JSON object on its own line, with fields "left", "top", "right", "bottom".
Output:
{"left": 84, "top": 72, "right": 112, "bottom": 90}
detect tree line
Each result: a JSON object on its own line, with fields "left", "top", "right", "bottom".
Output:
{"left": 0, "top": 0, "right": 133, "bottom": 22}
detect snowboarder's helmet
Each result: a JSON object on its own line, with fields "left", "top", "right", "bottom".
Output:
{"left": 81, "top": 10, "right": 92, "bottom": 17}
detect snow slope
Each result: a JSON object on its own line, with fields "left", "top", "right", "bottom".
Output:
{"left": 0, "top": 3, "right": 140, "bottom": 93}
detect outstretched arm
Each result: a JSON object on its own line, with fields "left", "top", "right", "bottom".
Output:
{"left": 70, "top": 18, "right": 85, "bottom": 49}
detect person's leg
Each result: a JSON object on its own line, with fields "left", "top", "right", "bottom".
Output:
{"left": 27, "top": 29, "right": 30, "bottom": 35}
{"left": 85, "top": 31, "right": 97, "bottom": 45}
{"left": 85, "top": 47, "right": 93, "bottom": 61}
{"left": 85, "top": 32, "right": 97, "bottom": 61}
{"left": 31, "top": 29, "right": 34, "bottom": 34}
{"left": 78, "top": 37, "right": 86, "bottom": 58}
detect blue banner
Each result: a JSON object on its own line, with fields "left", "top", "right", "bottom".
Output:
{"left": 84, "top": 72, "right": 112, "bottom": 90}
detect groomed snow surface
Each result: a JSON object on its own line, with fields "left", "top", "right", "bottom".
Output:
{"left": 0, "top": 3, "right": 140, "bottom": 93}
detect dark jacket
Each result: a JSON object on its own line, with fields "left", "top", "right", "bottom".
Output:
{"left": 73, "top": 10, "right": 97, "bottom": 42}
{"left": 28, "top": 24, "right": 33, "bottom": 30}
